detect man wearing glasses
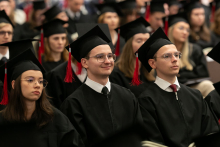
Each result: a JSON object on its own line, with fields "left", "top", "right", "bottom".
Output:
{"left": 60, "top": 25, "right": 143, "bottom": 147}
{"left": 137, "top": 28, "right": 219, "bottom": 147}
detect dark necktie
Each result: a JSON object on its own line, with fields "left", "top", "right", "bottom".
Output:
{"left": 169, "top": 84, "right": 177, "bottom": 92}
{"left": 102, "top": 86, "right": 109, "bottom": 95}
{"left": 1, "top": 57, "right": 7, "bottom": 63}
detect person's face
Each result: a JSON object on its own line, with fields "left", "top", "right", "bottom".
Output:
{"left": 149, "top": 44, "right": 180, "bottom": 78}
{"left": 164, "top": 3, "right": 169, "bottom": 16}
{"left": 126, "top": 11, "right": 137, "bottom": 23}
{"left": 136, "top": 0, "right": 151, "bottom": 7}
{"left": 81, "top": 44, "right": 114, "bottom": 78}
{"left": 9, "top": 0, "right": 15, "bottom": 10}
{"left": 0, "top": 24, "right": 13, "bottom": 44}
{"left": 35, "top": 9, "right": 46, "bottom": 25}
{"left": 172, "top": 22, "right": 190, "bottom": 43}
{"left": 0, "top": 1, "right": 11, "bottom": 16}
{"left": 169, "top": 5, "right": 179, "bottom": 15}
{"left": 19, "top": 70, "right": 44, "bottom": 101}
{"left": 149, "top": 12, "right": 165, "bottom": 31}
{"left": 103, "top": 12, "right": 119, "bottom": 30}
{"left": 68, "top": 0, "right": 84, "bottom": 13}
{"left": 190, "top": 8, "right": 205, "bottom": 27}
{"left": 132, "top": 33, "right": 150, "bottom": 53}
{"left": 48, "top": 33, "right": 67, "bottom": 53}
{"left": 56, "top": 11, "right": 69, "bottom": 28}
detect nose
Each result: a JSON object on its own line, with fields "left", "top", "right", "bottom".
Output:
{"left": 4, "top": 33, "right": 9, "bottom": 38}
{"left": 104, "top": 55, "right": 111, "bottom": 63}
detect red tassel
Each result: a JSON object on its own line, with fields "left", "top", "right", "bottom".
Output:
{"left": 38, "top": 41, "right": 42, "bottom": 64}
{"left": 0, "top": 63, "right": 8, "bottom": 105}
{"left": 76, "top": 62, "right": 82, "bottom": 75}
{"left": 64, "top": 45, "right": 74, "bottom": 83}
{"left": 115, "top": 28, "right": 120, "bottom": 57}
{"left": 145, "top": 2, "right": 150, "bottom": 22}
{"left": 130, "top": 53, "right": 142, "bottom": 86}
{"left": 99, "top": 0, "right": 103, "bottom": 4}
{"left": 40, "top": 28, "right": 44, "bottom": 53}
{"left": 210, "top": 2, "right": 216, "bottom": 22}
{"left": 164, "top": 17, "right": 168, "bottom": 36}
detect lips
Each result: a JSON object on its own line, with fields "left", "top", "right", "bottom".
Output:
{"left": 33, "top": 91, "right": 40, "bottom": 95}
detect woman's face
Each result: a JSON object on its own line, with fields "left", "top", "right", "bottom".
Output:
{"left": 48, "top": 33, "right": 67, "bottom": 53}
{"left": 20, "top": 70, "right": 44, "bottom": 101}
{"left": 132, "top": 33, "right": 150, "bottom": 54}
{"left": 190, "top": 8, "right": 205, "bottom": 27}
{"left": 35, "top": 9, "right": 45, "bottom": 25}
{"left": 56, "top": 11, "right": 69, "bottom": 28}
{"left": 103, "top": 12, "right": 119, "bottom": 30}
{"left": 172, "top": 22, "right": 190, "bottom": 43}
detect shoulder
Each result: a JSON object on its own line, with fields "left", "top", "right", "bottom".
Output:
{"left": 179, "top": 83, "right": 202, "bottom": 97}
{"left": 138, "top": 83, "right": 158, "bottom": 99}
{"left": 65, "top": 84, "right": 87, "bottom": 100}
{"left": 111, "top": 83, "right": 135, "bottom": 95}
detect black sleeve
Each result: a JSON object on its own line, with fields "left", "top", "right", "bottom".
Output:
{"left": 109, "top": 68, "right": 126, "bottom": 87}
{"left": 205, "top": 90, "right": 220, "bottom": 119}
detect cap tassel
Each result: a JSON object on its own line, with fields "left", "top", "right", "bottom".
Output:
{"left": 164, "top": 17, "right": 168, "bottom": 36}
{"left": 115, "top": 28, "right": 120, "bottom": 57}
{"left": 64, "top": 45, "right": 74, "bottom": 83}
{"left": 145, "top": 2, "right": 151, "bottom": 22}
{"left": 38, "top": 41, "right": 42, "bottom": 64}
{"left": 0, "top": 63, "right": 8, "bottom": 105}
{"left": 130, "top": 53, "right": 142, "bottom": 86}
{"left": 76, "top": 62, "right": 82, "bottom": 75}
{"left": 210, "top": 2, "right": 216, "bottom": 23}
{"left": 40, "top": 28, "right": 44, "bottom": 53}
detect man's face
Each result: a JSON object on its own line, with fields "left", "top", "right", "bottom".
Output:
{"left": 149, "top": 44, "right": 180, "bottom": 79}
{"left": 82, "top": 44, "right": 114, "bottom": 79}
{"left": 0, "top": 24, "right": 13, "bottom": 44}
{"left": 149, "top": 12, "right": 165, "bottom": 31}
{"left": 68, "top": 0, "right": 84, "bottom": 13}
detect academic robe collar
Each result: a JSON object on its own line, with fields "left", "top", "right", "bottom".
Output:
{"left": 154, "top": 76, "right": 180, "bottom": 92}
{"left": 85, "top": 77, "right": 111, "bottom": 94}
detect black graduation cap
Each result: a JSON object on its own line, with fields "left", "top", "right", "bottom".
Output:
{"left": 194, "top": 132, "right": 220, "bottom": 147}
{"left": 91, "top": 124, "right": 148, "bottom": 147}
{"left": 118, "top": 0, "right": 137, "bottom": 10}
{"left": 36, "top": 19, "right": 67, "bottom": 37}
{"left": 168, "top": 0, "right": 180, "bottom": 7}
{"left": 150, "top": 0, "right": 166, "bottom": 13}
{"left": 0, "top": 10, "right": 14, "bottom": 28}
{"left": 43, "top": 3, "right": 62, "bottom": 21}
{"left": 213, "top": 81, "right": 220, "bottom": 96}
{"left": 0, "top": 0, "right": 9, "bottom": 2}
{"left": 76, "top": 23, "right": 114, "bottom": 50}
{"left": 33, "top": 0, "right": 46, "bottom": 10}
{"left": 115, "top": 17, "right": 150, "bottom": 41}
{"left": 183, "top": 0, "right": 202, "bottom": 13}
{"left": 96, "top": 2, "right": 124, "bottom": 16}
{"left": 162, "top": 12, "right": 188, "bottom": 28}
{"left": 66, "top": 25, "right": 111, "bottom": 62}
{"left": 207, "top": 42, "right": 220, "bottom": 64}
{"left": 137, "top": 27, "right": 173, "bottom": 72}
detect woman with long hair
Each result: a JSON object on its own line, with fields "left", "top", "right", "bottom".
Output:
{"left": 166, "top": 13, "right": 214, "bottom": 97}
{"left": 110, "top": 17, "right": 155, "bottom": 98}
{"left": 0, "top": 47, "right": 83, "bottom": 147}
{"left": 211, "top": 5, "right": 220, "bottom": 41}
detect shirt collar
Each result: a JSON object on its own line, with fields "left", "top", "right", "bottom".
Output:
{"left": 85, "top": 77, "right": 111, "bottom": 94}
{"left": 154, "top": 76, "right": 180, "bottom": 92}
{"left": 71, "top": 62, "right": 87, "bottom": 83}
{"left": 66, "top": 8, "right": 80, "bottom": 19}
{"left": 0, "top": 49, "right": 9, "bottom": 60}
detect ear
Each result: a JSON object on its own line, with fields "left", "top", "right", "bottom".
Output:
{"left": 81, "top": 58, "right": 89, "bottom": 69}
{"left": 11, "top": 80, "right": 15, "bottom": 90}
{"left": 148, "top": 59, "right": 157, "bottom": 70}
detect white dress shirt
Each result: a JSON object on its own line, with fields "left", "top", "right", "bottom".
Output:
{"left": 71, "top": 62, "right": 87, "bottom": 82}
{"left": 85, "top": 77, "right": 111, "bottom": 94}
{"left": 0, "top": 49, "right": 9, "bottom": 60}
{"left": 66, "top": 8, "right": 81, "bottom": 20}
{"left": 154, "top": 76, "right": 181, "bottom": 92}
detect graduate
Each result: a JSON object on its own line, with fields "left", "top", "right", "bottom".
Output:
{"left": 36, "top": 19, "right": 69, "bottom": 72}
{"left": 110, "top": 17, "right": 155, "bottom": 98}
{"left": 137, "top": 27, "right": 219, "bottom": 147}
{"left": 60, "top": 25, "right": 143, "bottom": 147}
{"left": 0, "top": 47, "right": 83, "bottom": 147}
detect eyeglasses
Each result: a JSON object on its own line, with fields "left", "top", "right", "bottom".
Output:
{"left": 21, "top": 78, "right": 48, "bottom": 88}
{"left": 154, "top": 52, "right": 182, "bottom": 61}
{"left": 86, "top": 53, "right": 116, "bottom": 63}
{"left": 0, "top": 31, "right": 13, "bottom": 36}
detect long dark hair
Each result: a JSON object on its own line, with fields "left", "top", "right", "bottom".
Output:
{"left": 1, "top": 75, "right": 54, "bottom": 127}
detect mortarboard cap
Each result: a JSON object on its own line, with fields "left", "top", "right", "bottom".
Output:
{"left": 150, "top": 0, "right": 166, "bottom": 13}
{"left": 168, "top": 0, "right": 180, "bottom": 7}
{"left": 137, "top": 27, "right": 173, "bottom": 72}
{"left": 66, "top": 25, "right": 111, "bottom": 62}
{"left": 118, "top": 0, "right": 137, "bottom": 10}
{"left": 115, "top": 17, "right": 150, "bottom": 41}
{"left": 183, "top": 0, "right": 202, "bottom": 13}
{"left": 162, "top": 12, "right": 188, "bottom": 28}
{"left": 36, "top": 19, "right": 67, "bottom": 37}
{"left": 213, "top": 81, "right": 220, "bottom": 96}
{"left": 0, "top": 10, "right": 14, "bottom": 28}
{"left": 0, "top": 0, "right": 9, "bottom": 2}
{"left": 207, "top": 42, "right": 220, "bottom": 64}
{"left": 96, "top": 2, "right": 123, "bottom": 16}
{"left": 194, "top": 132, "right": 220, "bottom": 147}
{"left": 43, "top": 3, "right": 62, "bottom": 21}
{"left": 33, "top": 0, "right": 46, "bottom": 10}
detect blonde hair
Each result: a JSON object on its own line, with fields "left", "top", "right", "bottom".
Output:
{"left": 211, "top": 9, "right": 220, "bottom": 36}
{"left": 0, "top": 22, "right": 12, "bottom": 29}
{"left": 168, "top": 25, "right": 193, "bottom": 71}
{"left": 115, "top": 37, "right": 155, "bottom": 81}
{"left": 43, "top": 34, "right": 69, "bottom": 62}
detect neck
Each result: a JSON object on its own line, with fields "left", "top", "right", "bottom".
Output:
{"left": 174, "top": 41, "right": 183, "bottom": 52}
{"left": 50, "top": 51, "right": 61, "bottom": 62}
{"left": 0, "top": 46, "right": 8, "bottom": 56}
{"left": 25, "top": 101, "right": 36, "bottom": 121}
{"left": 110, "top": 29, "right": 117, "bottom": 45}
{"left": 192, "top": 26, "right": 200, "bottom": 32}
{"left": 87, "top": 73, "right": 109, "bottom": 86}
{"left": 157, "top": 74, "right": 176, "bottom": 84}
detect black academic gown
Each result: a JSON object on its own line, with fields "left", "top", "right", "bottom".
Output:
{"left": 109, "top": 66, "right": 153, "bottom": 98}
{"left": 60, "top": 83, "right": 143, "bottom": 147}
{"left": 0, "top": 107, "right": 84, "bottom": 147}
{"left": 13, "top": 23, "right": 23, "bottom": 41}
{"left": 19, "top": 22, "right": 40, "bottom": 39}
{"left": 178, "top": 44, "right": 209, "bottom": 84}
{"left": 45, "top": 61, "right": 85, "bottom": 109}
{"left": 42, "top": 56, "right": 64, "bottom": 72}
{"left": 138, "top": 82, "right": 219, "bottom": 147}
{"left": 205, "top": 90, "right": 220, "bottom": 119}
